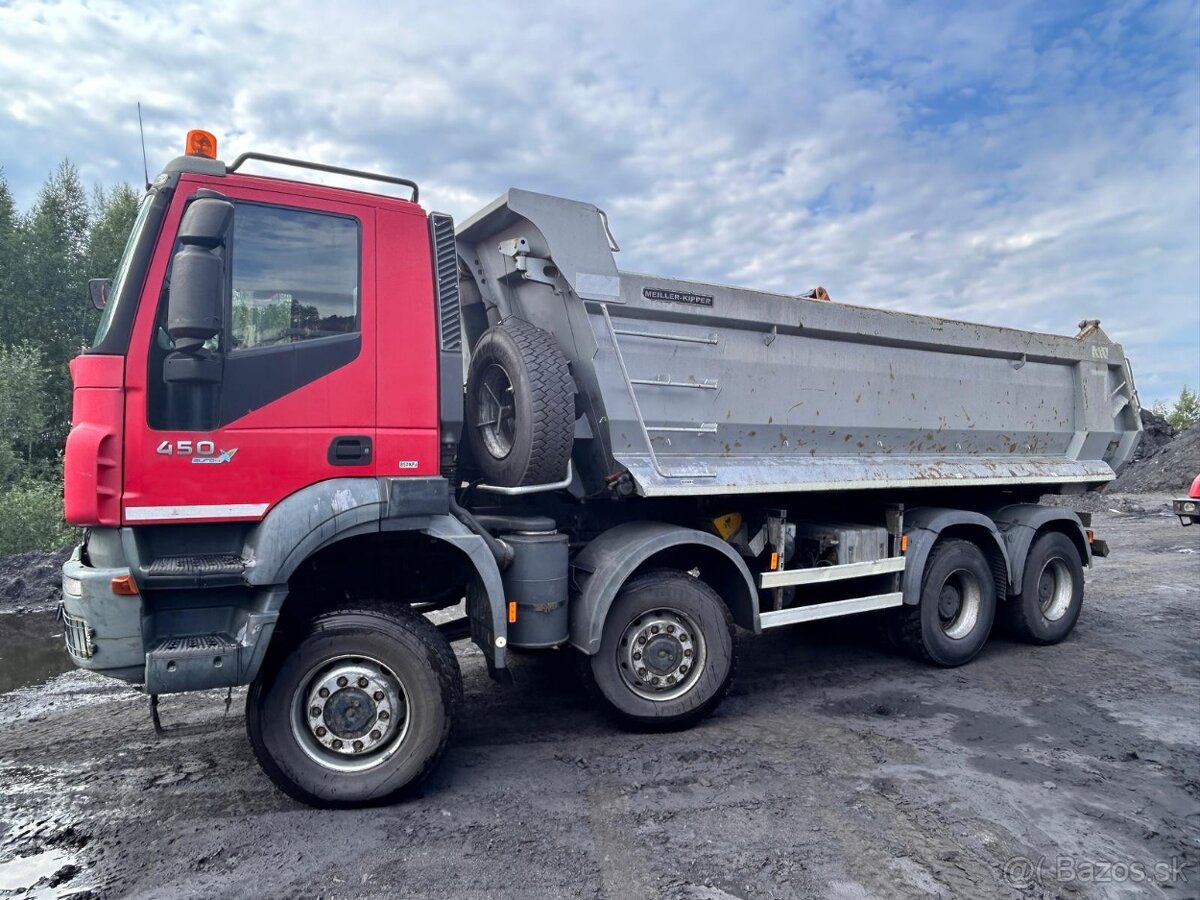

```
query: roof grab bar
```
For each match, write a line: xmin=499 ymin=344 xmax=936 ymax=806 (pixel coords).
xmin=227 ymin=152 xmax=419 ymax=202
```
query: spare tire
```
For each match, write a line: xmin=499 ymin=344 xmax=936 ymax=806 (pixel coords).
xmin=465 ymin=319 xmax=575 ymax=486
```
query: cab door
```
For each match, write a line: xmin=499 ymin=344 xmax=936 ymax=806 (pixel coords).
xmin=122 ymin=179 xmax=377 ymax=524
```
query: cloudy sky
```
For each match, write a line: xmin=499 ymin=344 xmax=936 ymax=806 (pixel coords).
xmin=1 ymin=0 xmax=1196 ymax=403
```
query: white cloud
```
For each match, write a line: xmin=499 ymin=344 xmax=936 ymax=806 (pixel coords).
xmin=0 ymin=0 xmax=1196 ymax=402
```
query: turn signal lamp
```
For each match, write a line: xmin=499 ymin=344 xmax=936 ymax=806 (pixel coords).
xmin=111 ymin=574 xmax=140 ymax=596
xmin=185 ymin=129 xmax=218 ymax=159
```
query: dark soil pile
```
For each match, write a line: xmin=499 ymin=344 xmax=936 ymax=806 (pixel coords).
xmin=1108 ymin=421 xmax=1200 ymax=494
xmin=0 ymin=547 xmax=72 ymax=612
xmin=1132 ymin=409 xmax=1177 ymax=461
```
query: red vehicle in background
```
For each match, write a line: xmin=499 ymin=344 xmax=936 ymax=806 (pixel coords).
xmin=1174 ymin=474 xmax=1200 ymax=525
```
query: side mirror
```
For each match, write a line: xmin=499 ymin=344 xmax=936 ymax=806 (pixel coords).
xmin=88 ymin=278 xmax=111 ymax=310
xmin=166 ymin=198 xmax=234 ymax=350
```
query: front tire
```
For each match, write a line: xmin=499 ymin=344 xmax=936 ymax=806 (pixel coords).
xmin=247 ymin=602 xmax=462 ymax=808
xmin=891 ymin=538 xmax=996 ymax=667
xmin=581 ymin=570 xmax=736 ymax=731
xmin=1004 ymin=532 xmax=1084 ymax=645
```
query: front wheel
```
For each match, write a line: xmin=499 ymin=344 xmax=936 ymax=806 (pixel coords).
xmin=247 ymin=602 xmax=462 ymax=808
xmin=581 ymin=570 xmax=736 ymax=731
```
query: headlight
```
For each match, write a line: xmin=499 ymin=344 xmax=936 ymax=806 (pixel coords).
xmin=1183 ymin=501 xmax=1198 ymax=513
xmin=63 ymin=575 xmax=83 ymax=599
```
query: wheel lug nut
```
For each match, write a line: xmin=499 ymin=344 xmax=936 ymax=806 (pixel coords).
xmin=651 ymin=625 xmax=660 ymax=634
xmin=373 ymin=691 xmax=384 ymax=701
xmin=318 ymin=687 xmax=329 ymax=698
xmin=353 ymin=740 xmax=364 ymax=752
xmin=379 ymin=710 xmax=390 ymax=721
xmin=370 ymin=729 xmax=382 ymax=740
xmin=666 ymin=624 xmax=675 ymax=634
xmin=632 ymin=651 xmax=642 ymax=661
xmin=310 ymin=706 xmax=321 ymax=718
xmin=651 ymin=676 xmax=660 ymax=685
xmin=637 ymin=667 xmax=647 ymax=677
xmin=667 ymin=675 xmax=676 ymax=684
xmin=684 ymin=649 xmax=693 ymax=658
xmin=332 ymin=739 xmax=343 ymax=750
xmin=316 ymin=726 xmax=327 ymax=737
xmin=637 ymin=636 xmax=646 ymax=645
xmin=679 ymin=665 xmax=688 ymax=675
xmin=679 ymin=634 xmax=688 ymax=642
xmin=336 ymin=676 xmax=348 ymax=688
xmin=358 ymin=677 xmax=369 ymax=688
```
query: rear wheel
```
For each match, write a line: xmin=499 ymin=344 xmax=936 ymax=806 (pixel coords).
xmin=1004 ymin=532 xmax=1084 ymax=645
xmin=581 ymin=570 xmax=735 ymax=731
xmin=247 ymin=601 xmax=461 ymax=808
xmin=891 ymin=538 xmax=996 ymax=667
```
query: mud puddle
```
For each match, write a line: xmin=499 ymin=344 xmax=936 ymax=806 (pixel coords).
xmin=0 ymin=611 xmax=72 ymax=695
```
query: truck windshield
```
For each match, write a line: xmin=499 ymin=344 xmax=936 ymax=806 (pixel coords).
xmin=92 ymin=194 xmax=155 ymax=347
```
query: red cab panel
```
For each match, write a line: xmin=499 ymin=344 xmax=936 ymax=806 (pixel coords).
xmin=64 ymin=355 xmax=124 ymax=526
xmin=120 ymin=175 xmax=386 ymax=524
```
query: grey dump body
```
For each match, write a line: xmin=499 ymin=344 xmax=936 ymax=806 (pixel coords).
xmin=456 ymin=189 xmax=1141 ymax=498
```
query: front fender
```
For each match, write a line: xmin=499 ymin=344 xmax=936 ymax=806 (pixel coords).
xmin=569 ymin=521 xmax=759 ymax=655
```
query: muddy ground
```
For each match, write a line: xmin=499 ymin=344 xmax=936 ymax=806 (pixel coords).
xmin=0 ymin=496 xmax=1197 ymax=899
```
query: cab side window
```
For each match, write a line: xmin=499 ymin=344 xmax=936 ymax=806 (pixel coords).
xmin=230 ymin=204 xmax=359 ymax=350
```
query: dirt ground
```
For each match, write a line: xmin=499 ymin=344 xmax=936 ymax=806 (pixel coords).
xmin=1 ymin=496 xmax=1197 ymax=900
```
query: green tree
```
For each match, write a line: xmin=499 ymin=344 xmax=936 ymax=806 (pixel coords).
xmin=89 ymin=182 xmax=139 ymax=281
xmin=0 ymin=343 xmax=49 ymax=483
xmin=1158 ymin=385 xmax=1200 ymax=431
xmin=0 ymin=171 xmax=19 ymax=342
xmin=17 ymin=160 xmax=91 ymax=451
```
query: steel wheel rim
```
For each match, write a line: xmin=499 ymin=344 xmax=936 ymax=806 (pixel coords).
xmin=475 ymin=363 xmax=516 ymax=460
xmin=938 ymin=569 xmax=982 ymax=640
xmin=616 ymin=607 xmax=707 ymax=702
xmin=290 ymin=654 xmax=410 ymax=774
xmin=1038 ymin=558 xmax=1073 ymax=621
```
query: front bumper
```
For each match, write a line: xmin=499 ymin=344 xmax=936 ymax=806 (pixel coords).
xmin=61 ymin=545 xmax=145 ymax=683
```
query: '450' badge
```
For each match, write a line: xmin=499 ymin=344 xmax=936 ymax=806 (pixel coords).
xmin=156 ymin=440 xmax=239 ymax=464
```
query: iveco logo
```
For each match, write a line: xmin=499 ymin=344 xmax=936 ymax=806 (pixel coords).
xmin=192 ymin=449 xmax=239 ymax=465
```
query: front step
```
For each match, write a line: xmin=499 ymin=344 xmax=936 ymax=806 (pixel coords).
xmin=145 ymin=554 xmax=245 ymax=576
xmin=146 ymin=634 xmax=241 ymax=694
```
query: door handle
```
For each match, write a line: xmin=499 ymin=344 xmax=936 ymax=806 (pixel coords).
xmin=328 ymin=435 xmax=372 ymax=466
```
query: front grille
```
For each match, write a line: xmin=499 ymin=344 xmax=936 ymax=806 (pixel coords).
xmin=63 ymin=609 xmax=94 ymax=660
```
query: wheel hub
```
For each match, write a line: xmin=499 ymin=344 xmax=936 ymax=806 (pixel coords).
xmin=617 ymin=608 xmax=707 ymax=702
xmin=938 ymin=585 xmax=962 ymax=620
xmin=937 ymin=569 xmax=982 ymax=640
xmin=299 ymin=661 xmax=406 ymax=763
xmin=1038 ymin=558 xmax=1073 ymax=621
xmin=323 ymin=687 xmax=375 ymax=739
xmin=475 ymin=363 xmax=516 ymax=460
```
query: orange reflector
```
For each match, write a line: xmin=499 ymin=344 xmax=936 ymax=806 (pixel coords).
xmin=900 ymin=534 xmax=909 ymax=553
xmin=1086 ymin=529 xmax=1095 ymax=543
xmin=769 ymin=551 xmax=779 ymax=571
xmin=507 ymin=601 xmax=518 ymax=624
xmin=185 ymin=129 xmax=218 ymax=159
xmin=111 ymin=574 xmax=139 ymax=596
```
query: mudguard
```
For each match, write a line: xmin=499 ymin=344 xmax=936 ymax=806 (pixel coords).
xmin=902 ymin=508 xmax=1013 ymax=605
xmin=569 ymin=521 xmax=759 ymax=655
xmin=985 ymin=504 xmax=1090 ymax=595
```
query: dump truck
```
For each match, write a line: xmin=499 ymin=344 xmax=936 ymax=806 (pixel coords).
xmin=61 ymin=132 xmax=1142 ymax=807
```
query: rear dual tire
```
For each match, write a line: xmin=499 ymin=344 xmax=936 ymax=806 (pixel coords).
xmin=1003 ymin=532 xmax=1084 ymax=645
xmin=891 ymin=538 xmax=996 ymax=667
